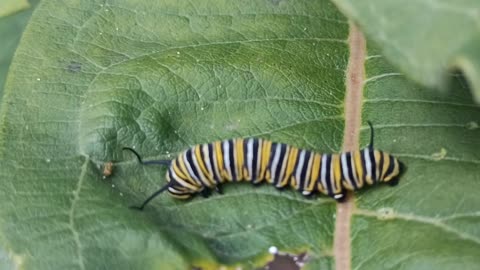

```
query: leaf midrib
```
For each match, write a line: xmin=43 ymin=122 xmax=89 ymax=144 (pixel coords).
xmin=334 ymin=23 xmax=366 ymax=270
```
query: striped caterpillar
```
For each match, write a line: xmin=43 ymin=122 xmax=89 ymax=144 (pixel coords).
xmin=125 ymin=122 xmax=404 ymax=210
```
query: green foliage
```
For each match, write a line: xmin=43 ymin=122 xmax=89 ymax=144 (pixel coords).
xmin=0 ymin=0 xmax=30 ymax=18
xmin=0 ymin=0 xmax=38 ymax=100
xmin=332 ymin=0 xmax=480 ymax=104
xmin=354 ymin=44 xmax=480 ymax=270
xmin=0 ymin=0 xmax=479 ymax=269
xmin=0 ymin=0 xmax=345 ymax=269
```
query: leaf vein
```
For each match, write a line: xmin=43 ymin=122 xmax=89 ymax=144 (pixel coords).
xmin=68 ymin=157 xmax=89 ymax=270
xmin=364 ymin=98 xmax=480 ymax=108
xmin=355 ymin=209 xmax=480 ymax=245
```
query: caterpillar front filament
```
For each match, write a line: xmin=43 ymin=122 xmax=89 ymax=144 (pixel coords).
xmin=124 ymin=122 xmax=405 ymax=210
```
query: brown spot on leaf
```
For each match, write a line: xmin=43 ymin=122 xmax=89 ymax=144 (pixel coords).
xmin=103 ymin=162 xmax=114 ymax=177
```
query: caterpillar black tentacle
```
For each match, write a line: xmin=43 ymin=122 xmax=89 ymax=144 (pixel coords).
xmin=367 ymin=120 xmax=375 ymax=149
xmin=129 ymin=183 xmax=170 ymax=211
xmin=122 ymin=147 xmax=171 ymax=166
xmin=124 ymin=123 xmax=405 ymax=210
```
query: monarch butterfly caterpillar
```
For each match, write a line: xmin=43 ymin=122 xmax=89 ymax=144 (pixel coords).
xmin=124 ymin=122 xmax=405 ymax=210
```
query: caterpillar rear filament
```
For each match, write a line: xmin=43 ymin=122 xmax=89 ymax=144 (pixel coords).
xmin=124 ymin=122 xmax=405 ymax=210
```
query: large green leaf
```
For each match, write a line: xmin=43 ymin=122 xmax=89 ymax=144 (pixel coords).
xmin=0 ymin=0 xmax=39 ymax=101
xmin=0 ymin=0 xmax=479 ymax=269
xmin=353 ymin=44 xmax=480 ymax=270
xmin=0 ymin=0 xmax=345 ymax=269
xmin=332 ymin=0 xmax=480 ymax=104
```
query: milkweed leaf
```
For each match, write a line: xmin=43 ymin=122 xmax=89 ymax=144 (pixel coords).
xmin=0 ymin=0 xmax=479 ymax=269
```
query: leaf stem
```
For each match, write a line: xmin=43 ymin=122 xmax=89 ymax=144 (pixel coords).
xmin=334 ymin=23 xmax=366 ymax=270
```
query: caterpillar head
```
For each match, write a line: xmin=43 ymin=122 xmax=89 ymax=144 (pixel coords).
xmin=364 ymin=122 xmax=405 ymax=186
xmin=381 ymin=154 xmax=406 ymax=186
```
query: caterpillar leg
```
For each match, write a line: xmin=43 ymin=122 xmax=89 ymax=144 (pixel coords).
xmin=301 ymin=191 xmax=316 ymax=200
xmin=200 ymin=188 xmax=212 ymax=198
xmin=333 ymin=191 xmax=347 ymax=203
xmin=215 ymin=185 xmax=223 ymax=194
xmin=386 ymin=178 xmax=400 ymax=187
xmin=251 ymin=180 xmax=262 ymax=186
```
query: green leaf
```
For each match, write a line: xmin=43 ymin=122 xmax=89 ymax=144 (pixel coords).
xmin=0 ymin=0 xmax=38 ymax=101
xmin=354 ymin=44 xmax=480 ymax=270
xmin=1 ymin=0 xmax=479 ymax=270
xmin=0 ymin=0 xmax=346 ymax=269
xmin=331 ymin=0 xmax=480 ymax=104
xmin=0 ymin=0 xmax=30 ymax=18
